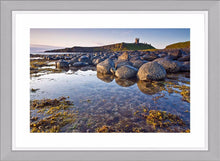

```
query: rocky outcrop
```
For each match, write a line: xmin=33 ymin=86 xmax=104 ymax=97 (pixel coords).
xmin=137 ymin=62 xmax=166 ymax=81
xmin=115 ymin=65 xmax=138 ymax=79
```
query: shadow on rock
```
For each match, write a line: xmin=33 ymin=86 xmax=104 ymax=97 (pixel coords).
xmin=97 ymin=73 xmax=114 ymax=83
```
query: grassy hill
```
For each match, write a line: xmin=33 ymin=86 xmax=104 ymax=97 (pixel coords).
xmin=45 ymin=42 xmax=155 ymax=52
xmin=165 ymin=41 xmax=190 ymax=49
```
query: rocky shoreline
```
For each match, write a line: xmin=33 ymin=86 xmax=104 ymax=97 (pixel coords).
xmin=31 ymin=48 xmax=190 ymax=81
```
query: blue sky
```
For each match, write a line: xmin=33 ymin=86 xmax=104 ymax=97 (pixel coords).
xmin=30 ymin=28 xmax=190 ymax=50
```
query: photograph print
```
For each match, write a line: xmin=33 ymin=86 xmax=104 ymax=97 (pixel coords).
xmin=30 ymin=28 xmax=190 ymax=133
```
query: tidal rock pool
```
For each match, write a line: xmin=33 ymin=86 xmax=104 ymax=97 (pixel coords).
xmin=30 ymin=69 xmax=190 ymax=133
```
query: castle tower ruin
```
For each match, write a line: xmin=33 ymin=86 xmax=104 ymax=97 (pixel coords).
xmin=135 ymin=38 xmax=139 ymax=44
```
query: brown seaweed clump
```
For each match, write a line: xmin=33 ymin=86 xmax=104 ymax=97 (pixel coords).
xmin=30 ymin=97 xmax=77 ymax=133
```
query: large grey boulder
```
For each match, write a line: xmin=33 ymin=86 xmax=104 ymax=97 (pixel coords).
xmin=97 ymin=58 xmax=115 ymax=74
xmin=137 ymin=62 xmax=166 ymax=81
xmin=115 ymin=65 xmax=138 ymax=79
xmin=154 ymin=58 xmax=180 ymax=73
xmin=56 ymin=59 xmax=69 ymax=68
xmin=118 ymin=52 xmax=130 ymax=61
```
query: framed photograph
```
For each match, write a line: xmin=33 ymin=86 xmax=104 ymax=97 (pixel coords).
xmin=1 ymin=0 xmax=220 ymax=161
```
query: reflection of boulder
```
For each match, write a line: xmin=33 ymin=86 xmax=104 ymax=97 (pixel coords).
xmin=115 ymin=78 xmax=136 ymax=87
xmin=97 ymin=73 xmax=114 ymax=83
xmin=137 ymin=80 xmax=163 ymax=95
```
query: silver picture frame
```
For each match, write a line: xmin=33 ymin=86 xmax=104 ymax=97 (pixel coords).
xmin=1 ymin=0 xmax=220 ymax=160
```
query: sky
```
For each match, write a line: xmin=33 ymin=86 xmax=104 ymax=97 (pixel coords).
xmin=30 ymin=28 xmax=190 ymax=51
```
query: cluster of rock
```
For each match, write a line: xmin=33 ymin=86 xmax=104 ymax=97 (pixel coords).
xmin=35 ymin=48 xmax=190 ymax=81
xmin=95 ymin=49 xmax=190 ymax=81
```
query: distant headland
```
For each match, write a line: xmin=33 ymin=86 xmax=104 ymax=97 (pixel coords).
xmin=45 ymin=38 xmax=155 ymax=52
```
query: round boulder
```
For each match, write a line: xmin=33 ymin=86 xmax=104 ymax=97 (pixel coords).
xmin=118 ymin=52 xmax=130 ymax=61
xmin=154 ymin=58 xmax=180 ymax=73
xmin=78 ymin=56 xmax=89 ymax=63
xmin=97 ymin=58 xmax=115 ymax=74
xmin=115 ymin=65 xmax=138 ymax=79
xmin=137 ymin=62 xmax=166 ymax=81
xmin=56 ymin=59 xmax=69 ymax=68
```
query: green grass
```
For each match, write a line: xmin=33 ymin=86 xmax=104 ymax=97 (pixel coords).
xmin=165 ymin=41 xmax=190 ymax=49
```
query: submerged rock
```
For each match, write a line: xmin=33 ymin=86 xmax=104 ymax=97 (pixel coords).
xmin=97 ymin=58 xmax=115 ymax=74
xmin=154 ymin=58 xmax=180 ymax=73
xmin=137 ymin=62 xmax=166 ymax=81
xmin=115 ymin=65 xmax=138 ymax=79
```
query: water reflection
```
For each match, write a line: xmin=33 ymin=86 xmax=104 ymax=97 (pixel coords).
xmin=137 ymin=80 xmax=164 ymax=95
xmin=97 ymin=73 xmax=114 ymax=83
xmin=115 ymin=78 xmax=136 ymax=87
xmin=30 ymin=69 xmax=190 ymax=132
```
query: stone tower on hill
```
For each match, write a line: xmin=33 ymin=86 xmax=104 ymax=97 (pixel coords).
xmin=135 ymin=38 xmax=139 ymax=44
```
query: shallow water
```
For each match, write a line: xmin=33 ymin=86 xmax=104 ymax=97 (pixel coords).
xmin=30 ymin=69 xmax=190 ymax=132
